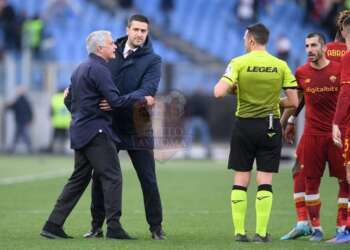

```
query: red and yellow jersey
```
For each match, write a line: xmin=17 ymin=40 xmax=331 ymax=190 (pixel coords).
xmin=333 ymin=51 xmax=350 ymax=126
xmin=296 ymin=61 xmax=341 ymax=135
xmin=326 ymin=41 xmax=347 ymax=62
xmin=341 ymin=51 xmax=350 ymax=85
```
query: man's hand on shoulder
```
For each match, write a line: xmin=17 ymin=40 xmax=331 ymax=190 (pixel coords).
xmin=99 ymin=99 xmax=112 ymax=112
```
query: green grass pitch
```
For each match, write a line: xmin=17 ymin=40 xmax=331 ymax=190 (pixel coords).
xmin=0 ymin=154 xmax=348 ymax=250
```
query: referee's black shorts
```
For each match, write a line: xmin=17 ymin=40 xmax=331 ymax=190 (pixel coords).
xmin=228 ymin=117 xmax=282 ymax=173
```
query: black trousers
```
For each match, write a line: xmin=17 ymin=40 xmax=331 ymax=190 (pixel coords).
xmin=47 ymin=133 xmax=122 ymax=230
xmin=90 ymin=149 xmax=163 ymax=231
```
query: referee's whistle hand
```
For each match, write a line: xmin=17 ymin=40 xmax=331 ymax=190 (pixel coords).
xmin=99 ymin=99 xmax=112 ymax=111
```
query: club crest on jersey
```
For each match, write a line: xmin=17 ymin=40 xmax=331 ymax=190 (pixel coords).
xmin=304 ymin=78 xmax=311 ymax=84
xmin=329 ymin=75 xmax=337 ymax=83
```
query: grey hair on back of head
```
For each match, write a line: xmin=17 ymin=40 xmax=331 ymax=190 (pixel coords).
xmin=86 ymin=30 xmax=112 ymax=54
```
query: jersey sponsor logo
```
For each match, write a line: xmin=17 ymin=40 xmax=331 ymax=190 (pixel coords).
xmin=327 ymin=49 xmax=346 ymax=58
xmin=246 ymin=66 xmax=278 ymax=73
xmin=329 ymin=75 xmax=337 ymax=83
xmin=305 ymin=86 xmax=338 ymax=94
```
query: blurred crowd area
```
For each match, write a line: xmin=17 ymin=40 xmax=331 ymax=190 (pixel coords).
xmin=0 ymin=0 xmax=347 ymax=157
xmin=0 ymin=0 xmax=347 ymax=64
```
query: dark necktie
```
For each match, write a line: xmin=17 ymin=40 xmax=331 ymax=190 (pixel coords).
xmin=126 ymin=49 xmax=133 ymax=58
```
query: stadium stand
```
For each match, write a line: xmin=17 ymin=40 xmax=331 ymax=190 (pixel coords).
xmin=5 ymin=0 xmax=331 ymax=92
xmin=134 ymin=0 xmax=324 ymax=67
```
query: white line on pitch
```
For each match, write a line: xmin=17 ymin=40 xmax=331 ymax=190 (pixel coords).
xmin=0 ymin=169 xmax=71 ymax=185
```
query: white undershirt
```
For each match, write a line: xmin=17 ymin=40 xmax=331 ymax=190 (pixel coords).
xmin=123 ymin=43 xmax=138 ymax=58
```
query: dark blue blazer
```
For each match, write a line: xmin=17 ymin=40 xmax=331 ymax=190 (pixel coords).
xmin=107 ymin=36 xmax=161 ymax=149
xmin=65 ymin=53 xmax=142 ymax=150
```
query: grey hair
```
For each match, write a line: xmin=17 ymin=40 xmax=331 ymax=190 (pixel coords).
xmin=86 ymin=30 xmax=112 ymax=54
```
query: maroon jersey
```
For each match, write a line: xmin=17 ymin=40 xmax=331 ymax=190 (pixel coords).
xmin=296 ymin=61 xmax=341 ymax=135
xmin=333 ymin=51 xmax=350 ymax=125
xmin=341 ymin=51 xmax=350 ymax=85
xmin=326 ymin=42 xmax=347 ymax=62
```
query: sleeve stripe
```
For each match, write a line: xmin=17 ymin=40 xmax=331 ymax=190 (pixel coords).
xmin=282 ymin=87 xmax=298 ymax=90
xmin=223 ymin=76 xmax=233 ymax=83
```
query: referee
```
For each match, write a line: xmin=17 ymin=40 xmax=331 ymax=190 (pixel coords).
xmin=214 ymin=23 xmax=298 ymax=242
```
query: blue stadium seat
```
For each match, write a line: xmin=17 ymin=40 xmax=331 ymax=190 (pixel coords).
xmin=7 ymin=0 xmax=331 ymax=92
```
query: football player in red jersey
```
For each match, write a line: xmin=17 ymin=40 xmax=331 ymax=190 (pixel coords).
xmin=280 ymin=103 xmax=311 ymax=240
xmin=332 ymin=15 xmax=350 ymax=244
xmin=281 ymin=10 xmax=350 ymax=241
xmin=281 ymin=32 xmax=346 ymax=242
xmin=326 ymin=10 xmax=350 ymax=63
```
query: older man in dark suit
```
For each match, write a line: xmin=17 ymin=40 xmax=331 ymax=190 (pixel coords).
xmin=84 ymin=15 xmax=165 ymax=240
xmin=40 ymin=30 xmax=153 ymax=240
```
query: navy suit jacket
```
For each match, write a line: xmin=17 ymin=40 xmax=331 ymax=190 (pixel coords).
xmin=65 ymin=53 xmax=143 ymax=150
xmin=107 ymin=36 xmax=161 ymax=149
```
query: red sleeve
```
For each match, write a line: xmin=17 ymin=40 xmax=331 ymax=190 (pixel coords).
xmin=341 ymin=53 xmax=350 ymax=85
xmin=333 ymin=84 xmax=350 ymax=125
xmin=295 ymin=67 xmax=303 ymax=90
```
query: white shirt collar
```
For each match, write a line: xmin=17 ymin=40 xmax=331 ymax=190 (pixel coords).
xmin=123 ymin=43 xmax=138 ymax=58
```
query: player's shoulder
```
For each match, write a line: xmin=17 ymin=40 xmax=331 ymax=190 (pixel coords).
xmin=326 ymin=41 xmax=337 ymax=49
xmin=295 ymin=63 xmax=309 ymax=75
xmin=326 ymin=41 xmax=347 ymax=50
xmin=341 ymin=51 xmax=350 ymax=61
xmin=328 ymin=60 xmax=341 ymax=70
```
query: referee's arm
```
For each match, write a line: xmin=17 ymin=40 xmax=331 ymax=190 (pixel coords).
xmin=280 ymin=62 xmax=299 ymax=108
xmin=280 ymin=90 xmax=304 ymax=127
xmin=214 ymin=78 xmax=236 ymax=98
xmin=280 ymin=87 xmax=298 ymax=108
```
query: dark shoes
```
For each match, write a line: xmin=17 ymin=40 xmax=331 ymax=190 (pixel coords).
xmin=106 ymin=227 xmax=136 ymax=240
xmin=252 ymin=233 xmax=272 ymax=243
xmin=234 ymin=233 xmax=250 ymax=242
xmin=83 ymin=228 xmax=103 ymax=238
xmin=151 ymin=227 xmax=166 ymax=240
xmin=40 ymin=221 xmax=73 ymax=239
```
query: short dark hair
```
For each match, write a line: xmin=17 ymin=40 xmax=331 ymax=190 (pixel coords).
xmin=246 ymin=23 xmax=269 ymax=45
xmin=306 ymin=32 xmax=326 ymax=46
xmin=127 ymin=14 xmax=150 ymax=27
